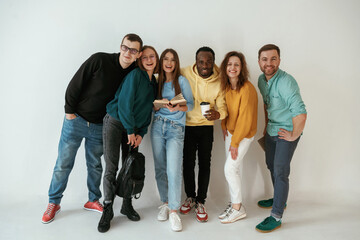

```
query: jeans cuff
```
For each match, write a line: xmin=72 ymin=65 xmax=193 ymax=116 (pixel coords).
xmin=271 ymin=212 xmax=282 ymax=219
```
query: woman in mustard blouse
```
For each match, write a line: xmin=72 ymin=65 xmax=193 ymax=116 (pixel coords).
xmin=218 ymin=51 xmax=258 ymax=224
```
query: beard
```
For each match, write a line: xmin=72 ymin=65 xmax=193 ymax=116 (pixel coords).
xmin=262 ymin=66 xmax=278 ymax=78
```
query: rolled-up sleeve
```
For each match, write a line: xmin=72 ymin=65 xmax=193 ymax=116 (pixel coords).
xmin=281 ymin=76 xmax=307 ymax=117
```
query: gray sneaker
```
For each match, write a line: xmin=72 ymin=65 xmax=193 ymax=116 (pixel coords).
xmin=220 ymin=205 xmax=246 ymax=224
xmin=218 ymin=203 xmax=232 ymax=219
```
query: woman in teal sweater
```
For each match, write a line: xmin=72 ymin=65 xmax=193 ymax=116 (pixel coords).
xmin=98 ymin=46 xmax=159 ymax=233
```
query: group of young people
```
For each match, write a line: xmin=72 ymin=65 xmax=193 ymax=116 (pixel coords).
xmin=41 ymin=33 xmax=307 ymax=234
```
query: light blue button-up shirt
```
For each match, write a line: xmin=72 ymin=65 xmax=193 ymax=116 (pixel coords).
xmin=258 ymin=69 xmax=307 ymax=136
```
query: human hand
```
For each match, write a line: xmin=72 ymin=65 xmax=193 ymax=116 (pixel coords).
xmin=165 ymin=103 xmax=180 ymax=112
xmin=127 ymin=134 xmax=136 ymax=146
xmin=204 ymin=109 xmax=220 ymax=121
xmin=229 ymin=146 xmax=238 ymax=160
xmin=65 ymin=113 xmax=77 ymax=120
xmin=278 ymin=128 xmax=297 ymax=141
xmin=222 ymin=129 xmax=228 ymax=141
xmin=134 ymin=135 xmax=143 ymax=148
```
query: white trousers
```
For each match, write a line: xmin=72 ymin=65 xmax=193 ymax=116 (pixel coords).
xmin=224 ymin=131 xmax=254 ymax=204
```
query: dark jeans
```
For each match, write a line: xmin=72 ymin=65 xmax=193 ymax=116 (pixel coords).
xmin=183 ymin=126 xmax=213 ymax=204
xmin=102 ymin=114 xmax=135 ymax=202
xmin=265 ymin=133 xmax=300 ymax=218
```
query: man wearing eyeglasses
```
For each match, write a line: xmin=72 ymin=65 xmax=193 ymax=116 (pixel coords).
xmin=42 ymin=33 xmax=143 ymax=224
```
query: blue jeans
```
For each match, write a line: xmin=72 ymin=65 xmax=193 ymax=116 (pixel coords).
xmin=48 ymin=115 xmax=103 ymax=204
xmin=151 ymin=116 xmax=185 ymax=210
xmin=265 ymin=133 xmax=300 ymax=218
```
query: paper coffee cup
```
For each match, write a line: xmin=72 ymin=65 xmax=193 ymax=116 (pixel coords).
xmin=200 ymin=102 xmax=210 ymax=116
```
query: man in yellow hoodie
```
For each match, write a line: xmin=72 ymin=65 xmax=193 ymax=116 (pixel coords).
xmin=179 ymin=47 xmax=227 ymax=222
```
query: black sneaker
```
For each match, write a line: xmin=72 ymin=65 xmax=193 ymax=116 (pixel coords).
xmin=98 ymin=203 xmax=114 ymax=233
xmin=121 ymin=198 xmax=140 ymax=221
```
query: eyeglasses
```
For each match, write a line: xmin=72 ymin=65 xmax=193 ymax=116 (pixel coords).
xmin=121 ymin=45 xmax=139 ymax=55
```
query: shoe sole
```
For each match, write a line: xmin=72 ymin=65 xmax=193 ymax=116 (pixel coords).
xmin=220 ymin=213 xmax=246 ymax=224
xmin=157 ymin=217 xmax=168 ymax=221
xmin=83 ymin=207 xmax=103 ymax=214
xmin=255 ymin=224 xmax=281 ymax=233
xmin=196 ymin=218 xmax=208 ymax=222
xmin=171 ymin=227 xmax=182 ymax=232
xmin=179 ymin=207 xmax=194 ymax=215
xmin=41 ymin=208 xmax=61 ymax=224
xmin=257 ymin=204 xmax=272 ymax=209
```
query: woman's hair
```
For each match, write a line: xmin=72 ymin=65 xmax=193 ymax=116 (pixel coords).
xmin=137 ymin=45 xmax=160 ymax=74
xmin=220 ymin=51 xmax=249 ymax=92
xmin=157 ymin=48 xmax=181 ymax=99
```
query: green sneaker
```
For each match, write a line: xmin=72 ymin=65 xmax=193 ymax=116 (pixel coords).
xmin=257 ymin=198 xmax=286 ymax=209
xmin=257 ymin=198 xmax=273 ymax=208
xmin=255 ymin=216 xmax=281 ymax=233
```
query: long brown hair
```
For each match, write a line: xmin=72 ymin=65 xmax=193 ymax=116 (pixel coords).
xmin=137 ymin=45 xmax=160 ymax=74
xmin=220 ymin=51 xmax=249 ymax=92
xmin=157 ymin=49 xmax=181 ymax=99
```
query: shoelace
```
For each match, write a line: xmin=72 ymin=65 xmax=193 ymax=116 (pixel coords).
xmin=184 ymin=198 xmax=193 ymax=207
xmin=94 ymin=200 xmax=103 ymax=210
xmin=170 ymin=213 xmax=181 ymax=222
xmin=46 ymin=204 xmax=56 ymax=215
xmin=225 ymin=208 xmax=234 ymax=217
xmin=222 ymin=203 xmax=232 ymax=215
xmin=263 ymin=216 xmax=273 ymax=224
xmin=197 ymin=204 xmax=206 ymax=213
xmin=158 ymin=204 xmax=169 ymax=214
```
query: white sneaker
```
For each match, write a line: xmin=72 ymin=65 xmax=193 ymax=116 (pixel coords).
xmin=218 ymin=202 xmax=232 ymax=219
xmin=157 ymin=203 xmax=169 ymax=221
xmin=220 ymin=205 xmax=246 ymax=224
xmin=169 ymin=212 xmax=182 ymax=232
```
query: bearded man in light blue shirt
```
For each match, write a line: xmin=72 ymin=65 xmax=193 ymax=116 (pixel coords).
xmin=255 ymin=44 xmax=307 ymax=233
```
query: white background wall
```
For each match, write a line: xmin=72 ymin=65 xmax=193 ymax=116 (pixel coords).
xmin=0 ymin=0 xmax=359 ymax=210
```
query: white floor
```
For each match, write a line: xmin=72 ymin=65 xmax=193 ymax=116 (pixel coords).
xmin=1 ymin=196 xmax=359 ymax=240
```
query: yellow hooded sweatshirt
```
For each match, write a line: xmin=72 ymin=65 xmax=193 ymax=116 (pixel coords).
xmin=181 ymin=63 xmax=227 ymax=126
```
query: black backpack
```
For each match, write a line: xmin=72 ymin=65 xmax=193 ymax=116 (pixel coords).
xmin=116 ymin=148 xmax=145 ymax=199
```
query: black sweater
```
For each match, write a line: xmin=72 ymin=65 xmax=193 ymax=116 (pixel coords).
xmin=64 ymin=52 xmax=136 ymax=123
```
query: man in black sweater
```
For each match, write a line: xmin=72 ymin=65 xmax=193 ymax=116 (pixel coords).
xmin=42 ymin=33 xmax=143 ymax=224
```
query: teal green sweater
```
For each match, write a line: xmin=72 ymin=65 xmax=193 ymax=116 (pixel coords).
xmin=106 ymin=68 xmax=157 ymax=137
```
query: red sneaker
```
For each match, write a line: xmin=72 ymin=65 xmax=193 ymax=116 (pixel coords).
xmin=84 ymin=200 xmax=103 ymax=213
xmin=180 ymin=197 xmax=195 ymax=215
xmin=42 ymin=203 xmax=61 ymax=224
xmin=195 ymin=203 xmax=208 ymax=222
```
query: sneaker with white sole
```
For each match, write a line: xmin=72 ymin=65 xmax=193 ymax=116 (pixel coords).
xmin=218 ymin=202 xmax=232 ymax=219
xmin=220 ymin=205 xmax=246 ymax=224
xmin=157 ymin=203 xmax=169 ymax=221
xmin=84 ymin=200 xmax=103 ymax=213
xmin=180 ymin=197 xmax=195 ymax=215
xmin=195 ymin=203 xmax=208 ymax=222
xmin=169 ymin=212 xmax=182 ymax=232
xmin=42 ymin=203 xmax=61 ymax=224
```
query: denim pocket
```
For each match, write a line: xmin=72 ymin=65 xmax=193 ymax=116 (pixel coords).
xmin=65 ymin=114 xmax=78 ymax=122
xmin=171 ymin=122 xmax=184 ymax=133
